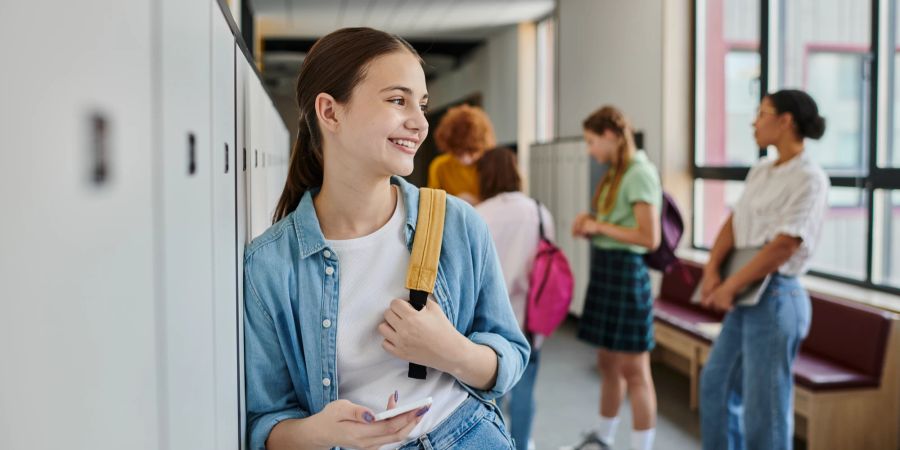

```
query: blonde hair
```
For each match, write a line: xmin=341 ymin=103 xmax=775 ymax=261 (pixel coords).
xmin=583 ymin=106 xmax=637 ymax=215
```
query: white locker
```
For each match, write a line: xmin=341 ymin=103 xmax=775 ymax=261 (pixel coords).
xmin=247 ymin=77 xmax=269 ymax=238
xmin=0 ymin=2 xmax=159 ymax=450
xmin=158 ymin=0 xmax=216 ymax=448
xmin=235 ymin=46 xmax=251 ymax=450
xmin=211 ymin=8 xmax=239 ymax=450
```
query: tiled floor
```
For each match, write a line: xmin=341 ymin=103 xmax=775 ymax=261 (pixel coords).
xmin=520 ymin=319 xmax=702 ymax=450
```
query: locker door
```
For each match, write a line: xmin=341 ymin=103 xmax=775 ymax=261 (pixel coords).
xmin=247 ymin=77 xmax=269 ymax=239
xmin=0 ymin=2 xmax=159 ymax=450
xmin=235 ymin=47 xmax=250 ymax=450
xmin=158 ymin=0 xmax=216 ymax=448
xmin=211 ymin=8 xmax=239 ymax=450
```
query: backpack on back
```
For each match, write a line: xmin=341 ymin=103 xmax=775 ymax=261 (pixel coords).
xmin=526 ymin=200 xmax=574 ymax=337
xmin=644 ymin=191 xmax=684 ymax=273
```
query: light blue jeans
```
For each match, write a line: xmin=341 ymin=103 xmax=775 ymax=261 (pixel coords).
xmin=497 ymin=348 xmax=541 ymax=450
xmin=699 ymin=274 xmax=811 ymax=450
xmin=396 ymin=396 xmax=515 ymax=450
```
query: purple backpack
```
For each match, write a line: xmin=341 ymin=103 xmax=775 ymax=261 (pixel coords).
xmin=644 ymin=192 xmax=684 ymax=272
xmin=526 ymin=200 xmax=574 ymax=336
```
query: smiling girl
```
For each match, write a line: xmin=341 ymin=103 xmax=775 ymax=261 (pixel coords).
xmin=243 ymin=28 xmax=528 ymax=450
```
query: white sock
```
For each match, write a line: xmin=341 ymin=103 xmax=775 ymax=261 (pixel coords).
xmin=630 ymin=428 xmax=655 ymax=450
xmin=594 ymin=415 xmax=619 ymax=444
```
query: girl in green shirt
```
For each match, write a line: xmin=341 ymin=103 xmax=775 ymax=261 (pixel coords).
xmin=568 ymin=106 xmax=662 ymax=450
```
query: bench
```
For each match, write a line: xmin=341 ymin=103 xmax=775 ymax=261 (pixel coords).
xmin=651 ymin=260 xmax=900 ymax=450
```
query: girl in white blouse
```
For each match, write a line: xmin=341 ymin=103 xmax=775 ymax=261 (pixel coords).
xmin=698 ymin=90 xmax=830 ymax=450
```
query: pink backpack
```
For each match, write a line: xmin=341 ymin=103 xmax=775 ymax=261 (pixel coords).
xmin=526 ymin=200 xmax=574 ymax=336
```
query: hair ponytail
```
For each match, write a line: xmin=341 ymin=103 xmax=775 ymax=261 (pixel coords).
xmin=583 ymin=106 xmax=637 ymax=215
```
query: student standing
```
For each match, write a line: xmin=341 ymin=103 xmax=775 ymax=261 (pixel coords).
xmin=243 ymin=27 xmax=528 ymax=450
xmin=569 ymin=106 xmax=662 ymax=450
xmin=427 ymin=104 xmax=497 ymax=205
xmin=475 ymin=147 xmax=555 ymax=450
xmin=699 ymin=90 xmax=829 ymax=450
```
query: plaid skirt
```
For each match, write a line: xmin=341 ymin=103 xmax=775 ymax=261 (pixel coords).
xmin=577 ymin=247 xmax=655 ymax=352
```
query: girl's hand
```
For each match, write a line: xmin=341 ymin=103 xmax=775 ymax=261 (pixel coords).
xmin=378 ymin=299 xmax=466 ymax=373
xmin=309 ymin=392 xmax=427 ymax=450
xmin=701 ymin=282 xmax=736 ymax=312
xmin=699 ymin=269 xmax=722 ymax=299
xmin=572 ymin=212 xmax=594 ymax=238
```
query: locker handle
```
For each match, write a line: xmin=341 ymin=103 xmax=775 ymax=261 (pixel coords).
xmin=254 ymin=149 xmax=258 ymax=168
xmin=188 ymin=133 xmax=197 ymax=175
xmin=89 ymin=113 xmax=109 ymax=186
xmin=243 ymin=147 xmax=247 ymax=172
xmin=225 ymin=143 xmax=229 ymax=174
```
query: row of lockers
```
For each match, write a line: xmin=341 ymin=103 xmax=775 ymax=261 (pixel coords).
xmin=0 ymin=1 xmax=289 ymax=450
xmin=528 ymin=140 xmax=593 ymax=316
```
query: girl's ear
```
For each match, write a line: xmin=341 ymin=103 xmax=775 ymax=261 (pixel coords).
xmin=315 ymin=93 xmax=340 ymax=133
xmin=779 ymin=112 xmax=795 ymax=133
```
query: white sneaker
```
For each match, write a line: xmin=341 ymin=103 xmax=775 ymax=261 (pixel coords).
xmin=559 ymin=431 xmax=611 ymax=450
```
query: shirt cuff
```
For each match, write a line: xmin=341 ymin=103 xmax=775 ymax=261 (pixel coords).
xmin=467 ymin=331 xmax=528 ymax=400
xmin=249 ymin=410 xmax=310 ymax=450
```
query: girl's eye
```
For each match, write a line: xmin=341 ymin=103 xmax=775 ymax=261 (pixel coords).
xmin=390 ymin=98 xmax=405 ymax=106
xmin=420 ymin=104 xmax=429 ymax=113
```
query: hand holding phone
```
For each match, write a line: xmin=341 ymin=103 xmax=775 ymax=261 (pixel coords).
xmin=373 ymin=396 xmax=433 ymax=421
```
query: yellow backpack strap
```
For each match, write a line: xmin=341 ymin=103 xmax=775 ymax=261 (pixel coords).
xmin=406 ymin=187 xmax=447 ymax=294
xmin=405 ymin=187 xmax=446 ymax=380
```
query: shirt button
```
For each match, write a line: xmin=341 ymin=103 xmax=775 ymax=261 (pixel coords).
xmin=322 ymin=319 xmax=332 ymax=328
xmin=322 ymin=378 xmax=331 ymax=387
xmin=323 ymin=250 xmax=332 ymax=258
xmin=325 ymin=266 xmax=335 ymax=276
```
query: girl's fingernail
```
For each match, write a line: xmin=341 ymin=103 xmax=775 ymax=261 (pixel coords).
xmin=363 ymin=412 xmax=374 ymax=423
xmin=415 ymin=406 xmax=430 ymax=417
xmin=393 ymin=390 xmax=399 ymax=402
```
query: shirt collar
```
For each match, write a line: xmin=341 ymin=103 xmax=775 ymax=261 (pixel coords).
xmin=290 ymin=176 xmax=419 ymax=258
xmin=769 ymin=150 xmax=810 ymax=173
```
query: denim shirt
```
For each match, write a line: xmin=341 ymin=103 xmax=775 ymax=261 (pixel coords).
xmin=243 ymin=176 xmax=530 ymax=450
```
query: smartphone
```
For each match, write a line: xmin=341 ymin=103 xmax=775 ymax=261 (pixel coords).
xmin=373 ymin=396 xmax=433 ymax=421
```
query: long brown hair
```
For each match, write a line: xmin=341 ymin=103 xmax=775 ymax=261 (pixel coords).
xmin=583 ymin=106 xmax=637 ymax=215
xmin=476 ymin=147 xmax=521 ymax=201
xmin=272 ymin=28 xmax=422 ymax=223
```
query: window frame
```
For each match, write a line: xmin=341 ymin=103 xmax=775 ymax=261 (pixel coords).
xmin=692 ymin=0 xmax=900 ymax=295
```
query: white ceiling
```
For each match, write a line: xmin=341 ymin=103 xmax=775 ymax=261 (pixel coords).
xmin=251 ymin=0 xmax=556 ymax=39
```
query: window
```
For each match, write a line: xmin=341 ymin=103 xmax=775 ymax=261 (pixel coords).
xmin=693 ymin=0 xmax=900 ymax=293
xmin=695 ymin=0 xmax=760 ymax=167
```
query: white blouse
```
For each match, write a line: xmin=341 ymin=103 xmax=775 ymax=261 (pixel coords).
xmin=731 ymin=151 xmax=830 ymax=276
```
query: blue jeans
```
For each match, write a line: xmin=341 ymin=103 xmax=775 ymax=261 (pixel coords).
xmin=396 ymin=396 xmax=514 ymax=450
xmin=497 ymin=348 xmax=540 ymax=450
xmin=699 ymin=274 xmax=811 ymax=450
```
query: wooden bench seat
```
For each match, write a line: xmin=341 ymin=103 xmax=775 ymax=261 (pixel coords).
xmin=651 ymin=259 xmax=900 ymax=449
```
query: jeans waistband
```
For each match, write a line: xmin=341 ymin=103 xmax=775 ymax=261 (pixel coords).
xmin=397 ymin=396 xmax=493 ymax=450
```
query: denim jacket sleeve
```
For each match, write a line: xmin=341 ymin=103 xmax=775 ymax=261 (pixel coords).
xmin=460 ymin=204 xmax=531 ymax=400
xmin=244 ymin=254 xmax=308 ymax=450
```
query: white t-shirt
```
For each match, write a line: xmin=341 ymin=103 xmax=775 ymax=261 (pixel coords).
xmin=731 ymin=151 xmax=830 ymax=276
xmin=326 ymin=187 xmax=468 ymax=449
xmin=475 ymin=192 xmax=555 ymax=334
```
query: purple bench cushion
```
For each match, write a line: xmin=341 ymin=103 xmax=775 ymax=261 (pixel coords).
xmin=793 ymin=352 xmax=878 ymax=390
xmin=654 ymin=261 xmax=893 ymax=392
xmin=654 ymin=299 xmax=721 ymax=342
xmin=801 ymin=294 xmax=893 ymax=382
xmin=658 ymin=261 xmax=705 ymax=305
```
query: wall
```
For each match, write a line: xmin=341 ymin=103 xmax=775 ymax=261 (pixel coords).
xmin=428 ymin=25 xmax=521 ymax=145
xmin=556 ymin=0 xmax=664 ymax=165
